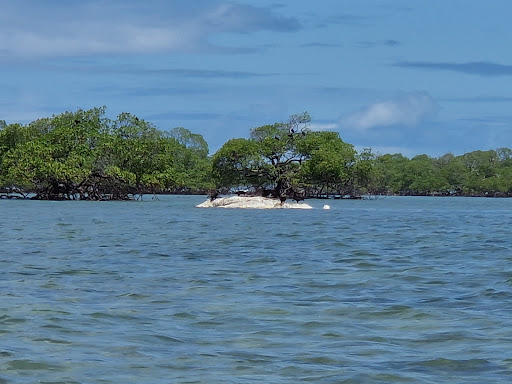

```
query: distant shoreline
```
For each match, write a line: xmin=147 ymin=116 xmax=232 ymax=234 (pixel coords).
xmin=2 ymin=191 xmax=511 ymax=201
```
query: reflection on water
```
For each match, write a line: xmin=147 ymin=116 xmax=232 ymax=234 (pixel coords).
xmin=1 ymin=196 xmax=512 ymax=383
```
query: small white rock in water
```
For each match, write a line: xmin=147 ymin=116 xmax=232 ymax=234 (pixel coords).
xmin=196 ymin=196 xmax=313 ymax=209
xmin=322 ymin=204 xmax=331 ymax=210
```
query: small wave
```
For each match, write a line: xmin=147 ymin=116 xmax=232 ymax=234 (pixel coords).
xmin=412 ymin=357 xmax=494 ymax=371
xmin=151 ymin=334 xmax=184 ymax=344
xmin=0 ymin=315 xmax=26 ymax=324
xmin=33 ymin=338 xmax=72 ymax=345
xmin=6 ymin=359 xmax=63 ymax=371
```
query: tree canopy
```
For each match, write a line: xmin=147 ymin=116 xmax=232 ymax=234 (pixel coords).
xmin=212 ymin=112 xmax=368 ymax=200
xmin=1 ymin=107 xmax=512 ymax=200
xmin=0 ymin=107 xmax=212 ymax=200
xmin=370 ymin=149 xmax=512 ymax=197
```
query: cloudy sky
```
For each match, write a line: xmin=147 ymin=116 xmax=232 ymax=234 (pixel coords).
xmin=1 ymin=0 xmax=511 ymax=156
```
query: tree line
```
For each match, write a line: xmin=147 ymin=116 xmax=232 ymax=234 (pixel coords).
xmin=370 ymin=150 xmax=512 ymax=197
xmin=1 ymin=107 xmax=511 ymax=200
xmin=0 ymin=107 xmax=211 ymax=200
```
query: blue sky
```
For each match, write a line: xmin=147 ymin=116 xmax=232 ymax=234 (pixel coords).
xmin=1 ymin=0 xmax=512 ymax=157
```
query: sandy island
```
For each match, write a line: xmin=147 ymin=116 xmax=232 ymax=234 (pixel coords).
xmin=196 ymin=196 xmax=313 ymax=209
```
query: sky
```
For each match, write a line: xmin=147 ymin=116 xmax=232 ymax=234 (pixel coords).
xmin=1 ymin=0 xmax=512 ymax=157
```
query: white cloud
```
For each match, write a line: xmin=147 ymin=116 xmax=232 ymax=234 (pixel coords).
xmin=0 ymin=12 xmax=199 ymax=57
xmin=0 ymin=1 xmax=299 ymax=59
xmin=309 ymin=123 xmax=338 ymax=131
xmin=342 ymin=93 xmax=436 ymax=131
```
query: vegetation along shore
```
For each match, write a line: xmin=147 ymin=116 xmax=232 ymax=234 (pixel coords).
xmin=1 ymin=107 xmax=511 ymax=201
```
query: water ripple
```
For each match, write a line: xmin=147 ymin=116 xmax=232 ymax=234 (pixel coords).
xmin=1 ymin=196 xmax=512 ymax=383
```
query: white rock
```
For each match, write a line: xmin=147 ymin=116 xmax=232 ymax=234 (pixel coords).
xmin=196 ymin=196 xmax=313 ymax=209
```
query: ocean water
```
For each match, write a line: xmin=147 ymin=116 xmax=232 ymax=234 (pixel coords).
xmin=1 ymin=195 xmax=512 ymax=383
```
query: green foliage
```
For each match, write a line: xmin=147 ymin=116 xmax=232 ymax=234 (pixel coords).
xmin=369 ymin=148 xmax=512 ymax=197
xmin=3 ymin=107 xmax=512 ymax=200
xmin=212 ymin=138 xmax=264 ymax=188
xmin=169 ymin=127 xmax=209 ymax=157
xmin=0 ymin=107 xmax=212 ymax=199
xmin=371 ymin=153 xmax=409 ymax=194
xmin=213 ymin=113 xmax=316 ymax=199
xmin=1 ymin=108 xmax=109 ymax=198
xmin=300 ymin=131 xmax=357 ymax=196
xmin=353 ymin=148 xmax=378 ymax=194
xmin=213 ymin=113 xmax=364 ymax=200
xmin=168 ymin=127 xmax=212 ymax=191
xmin=400 ymin=155 xmax=436 ymax=195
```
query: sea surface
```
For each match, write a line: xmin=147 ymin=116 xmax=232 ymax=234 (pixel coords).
xmin=1 ymin=195 xmax=512 ymax=383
